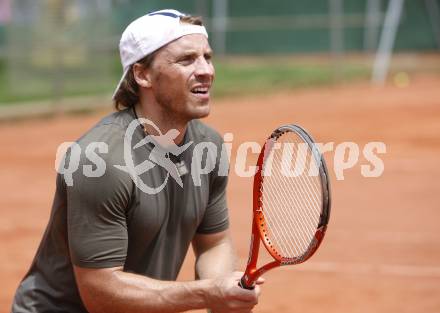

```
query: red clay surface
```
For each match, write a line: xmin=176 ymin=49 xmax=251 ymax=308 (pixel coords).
xmin=1 ymin=76 xmax=440 ymax=313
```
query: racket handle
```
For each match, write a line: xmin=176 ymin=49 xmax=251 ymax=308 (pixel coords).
xmin=238 ymin=277 xmax=255 ymax=290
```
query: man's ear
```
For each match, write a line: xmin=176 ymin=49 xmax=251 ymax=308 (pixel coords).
xmin=133 ymin=63 xmax=152 ymax=88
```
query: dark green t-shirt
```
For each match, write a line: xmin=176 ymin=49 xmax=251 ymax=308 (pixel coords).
xmin=12 ymin=109 xmax=229 ymax=312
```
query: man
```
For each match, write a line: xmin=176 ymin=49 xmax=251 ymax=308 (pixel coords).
xmin=12 ymin=9 xmax=262 ymax=313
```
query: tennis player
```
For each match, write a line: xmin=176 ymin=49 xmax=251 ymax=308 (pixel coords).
xmin=12 ymin=9 xmax=262 ymax=313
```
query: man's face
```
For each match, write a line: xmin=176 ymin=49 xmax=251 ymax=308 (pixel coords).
xmin=148 ymin=33 xmax=215 ymax=123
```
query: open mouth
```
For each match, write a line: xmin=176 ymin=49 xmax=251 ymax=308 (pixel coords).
xmin=190 ymin=86 xmax=209 ymax=95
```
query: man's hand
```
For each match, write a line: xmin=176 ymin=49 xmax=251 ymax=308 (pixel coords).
xmin=207 ymin=272 xmax=264 ymax=313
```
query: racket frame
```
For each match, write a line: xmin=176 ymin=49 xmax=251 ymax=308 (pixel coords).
xmin=240 ymin=125 xmax=331 ymax=289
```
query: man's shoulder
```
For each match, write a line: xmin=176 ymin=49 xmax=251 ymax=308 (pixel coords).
xmin=61 ymin=110 xmax=135 ymax=193
xmin=64 ymin=109 xmax=135 ymax=174
xmin=76 ymin=109 xmax=132 ymax=147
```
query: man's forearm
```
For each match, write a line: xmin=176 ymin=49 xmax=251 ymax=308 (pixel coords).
xmin=74 ymin=266 xmax=215 ymax=313
xmin=194 ymin=236 xmax=236 ymax=279
xmin=75 ymin=230 xmax=258 ymax=313
xmin=192 ymin=234 xmax=238 ymax=313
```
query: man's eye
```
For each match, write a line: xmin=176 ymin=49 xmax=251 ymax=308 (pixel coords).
xmin=178 ymin=56 xmax=194 ymax=64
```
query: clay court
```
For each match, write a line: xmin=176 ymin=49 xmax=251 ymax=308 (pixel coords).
xmin=1 ymin=75 xmax=439 ymax=313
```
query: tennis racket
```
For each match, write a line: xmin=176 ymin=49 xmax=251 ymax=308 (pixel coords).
xmin=239 ymin=124 xmax=331 ymax=289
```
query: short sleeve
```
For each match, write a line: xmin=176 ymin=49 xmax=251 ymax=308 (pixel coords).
xmin=65 ymin=139 xmax=133 ymax=268
xmin=196 ymin=140 xmax=230 ymax=234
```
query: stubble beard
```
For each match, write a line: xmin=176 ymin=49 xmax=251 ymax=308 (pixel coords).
xmin=154 ymin=90 xmax=210 ymax=127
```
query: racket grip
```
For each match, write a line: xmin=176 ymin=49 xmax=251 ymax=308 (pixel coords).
xmin=238 ymin=277 xmax=255 ymax=290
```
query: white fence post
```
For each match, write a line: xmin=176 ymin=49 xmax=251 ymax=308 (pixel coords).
xmin=372 ymin=0 xmax=404 ymax=84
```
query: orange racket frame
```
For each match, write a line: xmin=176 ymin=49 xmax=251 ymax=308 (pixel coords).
xmin=239 ymin=125 xmax=331 ymax=289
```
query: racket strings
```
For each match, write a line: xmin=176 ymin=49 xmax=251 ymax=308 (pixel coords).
xmin=272 ymin=139 xmax=322 ymax=248
xmin=264 ymin=152 xmax=315 ymax=255
xmin=263 ymin=181 xmax=303 ymax=256
xmin=263 ymin=151 xmax=320 ymax=257
xmin=261 ymin=132 xmax=323 ymax=259
xmin=278 ymin=149 xmax=322 ymax=228
xmin=271 ymin=138 xmax=321 ymax=245
xmin=264 ymin=151 xmax=318 ymax=255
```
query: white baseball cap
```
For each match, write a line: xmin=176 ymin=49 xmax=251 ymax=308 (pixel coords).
xmin=112 ymin=9 xmax=209 ymax=99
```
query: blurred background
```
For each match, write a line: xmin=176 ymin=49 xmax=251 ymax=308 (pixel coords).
xmin=1 ymin=1 xmax=439 ymax=313
xmin=0 ymin=0 xmax=439 ymax=113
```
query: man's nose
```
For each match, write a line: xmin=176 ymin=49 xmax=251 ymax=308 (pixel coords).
xmin=194 ymin=57 xmax=214 ymax=78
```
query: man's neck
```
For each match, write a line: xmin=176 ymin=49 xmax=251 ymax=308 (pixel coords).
xmin=134 ymin=103 xmax=188 ymax=145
